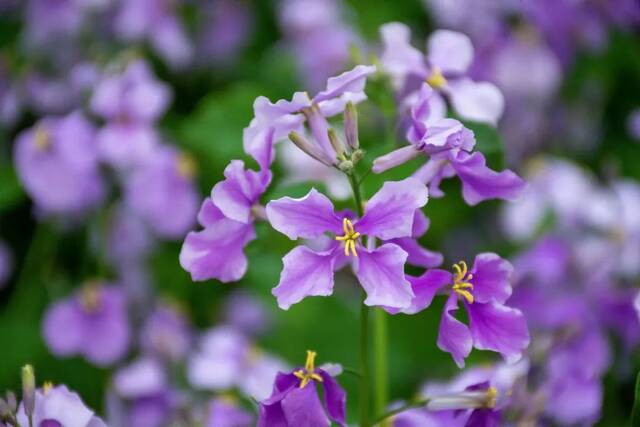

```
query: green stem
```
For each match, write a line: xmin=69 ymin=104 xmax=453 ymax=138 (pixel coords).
xmin=373 ymin=398 xmax=431 ymax=426
xmin=347 ymin=172 xmax=370 ymax=427
xmin=374 ymin=308 xmax=389 ymax=423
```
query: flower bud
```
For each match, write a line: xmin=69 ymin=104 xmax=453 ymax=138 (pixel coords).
xmin=372 ymin=145 xmax=421 ymax=174
xmin=289 ymin=131 xmax=335 ymax=166
xmin=327 ymin=128 xmax=346 ymax=158
xmin=344 ymin=102 xmax=359 ymax=149
xmin=426 ymin=387 xmax=498 ymax=411
xmin=21 ymin=365 xmax=35 ymax=419
xmin=338 ymin=160 xmax=354 ymax=173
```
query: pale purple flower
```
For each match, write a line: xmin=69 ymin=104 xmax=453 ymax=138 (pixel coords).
xmin=140 ymin=304 xmax=192 ymax=361
xmin=223 ymin=291 xmax=271 ymax=336
xmin=243 ymin=64 xmax=376 ymax=165
xmin=106 ymin=205 xmax=152 ymax=267
xmin=96 ymin=123 xmax=161 ymax=169
xmin=180 ymin=129 xmax=274 ymax=282
xmin=380 ymin=23 xmax=504 ymax=125
xmin=91 ymin=60 xmax=171 ymax=123
xmin=16 ymin=385 xmax=106 ymax=427
xmin=373 ymin=85 xmax=525 ymax=206
xmin=42 ymin=283 xmax=130 ymax=366
xmin=401 ymin=254 xmax=529 ymax=367
xmin=125 ymin=146 xmax=199 ymax=239
xmin=14 ymin=111 xmax=104 ymax=216
xmin=207 ymin=398 xmax=253 ymax=427
xmin=187 ymin=326 xmax=287 ymax=401
xmin=258 ymin=350 xmax=346 ymax=427
xmin=197 ymin=0 xmax=253 ymax=65
xmin=266 ymin=177 xmax=428 ymax=310
xmin=24 ymin=0 xmax=85 ymax=48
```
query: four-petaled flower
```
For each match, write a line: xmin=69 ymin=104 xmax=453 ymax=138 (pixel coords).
xmin=266 ymin=177 xmax=429 ymax=310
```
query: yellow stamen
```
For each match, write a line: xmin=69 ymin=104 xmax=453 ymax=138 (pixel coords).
xmin=426 ymin=67 xmax=447 ymax=89
xmin=43 ymin=381 xmax=54 ymax=395
xmin=335 ymin=218 xmax=360 ymax=257
xmin=452 ymin=261 xmax=475 ymax=304
xmin=34 ymin=127 xmax=50 ymax=151
xmin=80 ymin=282 xmax=102 ymax=312
xmin=176 ymin=152 xmax=197 ymax=179
xmin=485 ymin=386 xmax=498 ymax=408
xmin=293 ymin=350 xmax=323 ymax=388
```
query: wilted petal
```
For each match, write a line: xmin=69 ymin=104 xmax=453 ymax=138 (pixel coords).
xmin=437 ymin=294 xmax=472 ymax=368
xmin=355 ymin=244 xmax=413 ymax=309
xmin=318 ymin=371 xmax=347 ymax=426
xmin=266 ymin=189 xmax=342 ymax=240
xmin=427 ymin=30 xmax=473 ymax=74
xmin=450 ymin=152 xmax=525 ymax=205
xmin=402 ymin=269 xmax=451 ymax=314
xmin=272 ymin=246 xmax=337 ymax=310
xmin=467 ymin=301 xmax=530 ymax=363
xmin=357 ymin=178 xmax=429 ymax=240
xmin=470 ymin=253 xmax=513 ymax=304
xmin=448 ymin=79 xmax=504 ymax=125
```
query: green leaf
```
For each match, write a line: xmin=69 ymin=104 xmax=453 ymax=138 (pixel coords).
xmin=0 ymin=166 xmax=25 ymax=212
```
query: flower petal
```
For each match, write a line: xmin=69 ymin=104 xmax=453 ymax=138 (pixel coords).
xmin=357 ymin=178 xmax=429 ymax=240
xmin=470 ymin=253 xmax=513 ymax=304
xmin=402 ymin=269 xmax=451 ymax=314
xmin=212 ymin=160 xmax=267 ymax=224
xmin=388 ymin=237 xmax=443 ymax=269
xmin=450 ymin=151 xmax=526 ymax=206
xmin=467 ymin=301 xmax=530 ymax=364
xmin=266 ymin=189 xmax=342 ymax=240
xmin=314 ymin=65 xmax=377 ymax=116
xmin=427 ymin=30 xmax=473 ymax=74
xmin=281 ymin=383 xmax=331 ymax=427
xmin=448 ymin=78 xmax=504 ymax=125
xmin=437 ymin=294 xmax=472 ymax=368
xmin=318 ymin=370 xmax=347 ymax=426
xmin=379 ymin=23 xmax=427 ymax=88
xmin=355 ymin=244 xmax=414 ymax=309
xmin=272 ymin=246 xmax=337 ymax=310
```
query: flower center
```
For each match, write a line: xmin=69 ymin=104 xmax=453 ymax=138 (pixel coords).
xmin=426 ymin=67 xmax=447 ymax=89
xmin=293 ymin=350 xmax=323 ymax=388
xmin=176 ymin=152 xmax=197 ymax=179
xmin=43 ymin=381 xmax=54 ymax=395
xmin=335 ymin=218 xmax=361 ymax=257
xmin=34 ymin=127 xmax=51 ymax=151
xmin=452 ymin=261 xmax=474 ymax=304
xmin=79 ymin=282 xmax=102 ymax=313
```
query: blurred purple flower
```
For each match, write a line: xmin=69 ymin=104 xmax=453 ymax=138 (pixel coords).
xmin=16 ymin=384 xmax=106 ymax=427
xmin=628 ymin=108 xmax=640 ymax=141
xmin=197 ymin=0 xmax=253 ymax=65
xmin=140 ymin=304 xmax=192 ymax=361
xmin=222 ymin=291 xmax=271 ymax=336
xmin=125 ymin=146 xmax=199 ymax=239
xmin=258 ymin=350 xmax=346 ymax=427
xmin=207 ymin=397 xmax=253 ymax=427
xmin=42 ymin=283 xmax=130 ymax=366
xmin=380 ymin=23 xmax=504 ymax=125
xmin=14 ymin=111 xmax=104 ymax=216
xmin=266 ymin=178 xmax=429 ymax=310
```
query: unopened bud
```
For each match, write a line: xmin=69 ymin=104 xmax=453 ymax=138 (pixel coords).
xmin=21 ymin=365 xmax=35 ymax=419
xmin=289 ymin=131 xmax=335 ymax=166
xmin=344 ymin=102 xmax=359 ymax=149
xmin=372 ymin=145 xmax=421 ymax=174
xmin=338 ymin=160 xmax=354 ymax=173
xmin=327 ymin=128 xmax=346 ymax=158
xmin=351 ymin=149 xmax=365 ymax=165
xmin=426 ymin=387 xmax=498 ymax=411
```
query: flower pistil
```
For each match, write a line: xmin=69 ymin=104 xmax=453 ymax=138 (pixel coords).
xmin=452 ymin=261 xmax=474 ymax=304
xmin=426 ymin=67 xmax=447 ymax=89
xmin=293 ymin=350 xmax=323 ymax=388
xmin=335 ymin=218 xmax=360 ymax=257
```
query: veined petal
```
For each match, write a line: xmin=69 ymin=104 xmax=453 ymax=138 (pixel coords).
xmin=427 ymin=30 xmax=473 ymax=74
xmin=266 ymin=189 xmax=342 ymax=240
xmin=357 ymin=178 xmax=429 ymax=240
xmin=388 ymin=237 xmax=443 ymax=269
xmin=314 ymin=65 xmax=376 ymax=116
xmin=402 ymin=269 xmax=451 ymax=314
xmin=272 ymin=246 xmax=337 ymax=310
xmin=281 ymin=383 xmax=331 ymax=427
xmin=450 ymin=151 xmax=526 ymax=206
xmin=437 ymin=293 xmax=472 ymax=368
xmin=355 ymin=244 xmax=414 ymax=309
xmin=467 ymin=301 xmax=530 ymax=364
xmin=212 ymin=160 xmax=267 ymax=223
xmin=470 ymin=253 xmax=513 ymax=304
xmin=448 ymin=78 xmax=504 ymax=125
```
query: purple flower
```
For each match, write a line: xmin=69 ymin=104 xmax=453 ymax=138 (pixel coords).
xmin=180 ymin=130 xmax=275 ymax=282
xmin=403 ymin=254 xmax=529 ymax=367
xmin=373 ymin=85 xmax=524 ymax=206
xmin=91 ymin=60 xmax=171 ymax=123
xmin=243 ymin=64 xmax=376 ymax=165
xmin=197 ymin=0 xmax=253 ymax=65
xmin=16 ymin=384 xmax=106 ymax=427
xmin=125 ymin=146 xmax=199 ymax=239
xmin=14 ymin=111 xmax=104 ymax=216
xmin=380 ymin=23 xmax=504 ymax=125
xmin=222 ymin=291 xmax=271 ymax=336
xmin=140 ymin=304 xmax=192 ymax=361
xmin=207 ymin=397 xmax=254 ymax=427
xmin=42 ymin=283 xmax=130 ymax=366
xmin=266 ymin=178 xmax=429 ymax=310
xmin=258 ymin=350 xmax=346 ymax=427
xmin=0 ymin=240 xmax=13 ymax=288
xmin=96 ymin=123 xmax=161 ymax=170
xmin=627 ymin=108 xmax=640 ymax=141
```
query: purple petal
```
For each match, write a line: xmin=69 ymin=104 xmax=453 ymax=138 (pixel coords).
xmin=355 ymin=244 xmax=414 ymax=309
xmin=470 ymin=253 xmax=513 ymax=304
xmin=402 ymin=269 xmax=451 ymax=314
xmin=42 ymin=300 xmax=84 ymax=356
xmin=318 ymin=370 xmax=347 ymax=426
xmin=448 ymin=79 xmax=504 ymax=125
xmin=437 ymin=294 xmax=472 ymax=368
xmin=272 ymin=246 xmax=337 ymax=310
xmin=450 ymin=151 xmax=525 ymax=205
xmin=258 ymin=402 xmax=287 ymax=427
xmin=281 ymin=383 xmax=331 ymax=427
xmin=379 ymin=23 xmax=427 ymax=86
xmin=467 ymin=301 xmax=530 ymax=363
xmin=180 ymin=199 xmax=256 ymax=282
xmin=412 ymin=210 xmax=430 ymax=237
xmin=465 ymin=409 xmax=501 ymax=427
xmin=313 ymin=64 xmax=377 ymax=116
xmin=357 ymin=178 xmax=429 ymax=240
xmin=427 ymin=30 xmax=473 ymax=74
xmin=388 ymin=237 xmax=443 ymax=269
xmin=212 ymin=160 xmax=268 ymax=224
xmin=266 ymin=189 xmax=342 ymax=240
